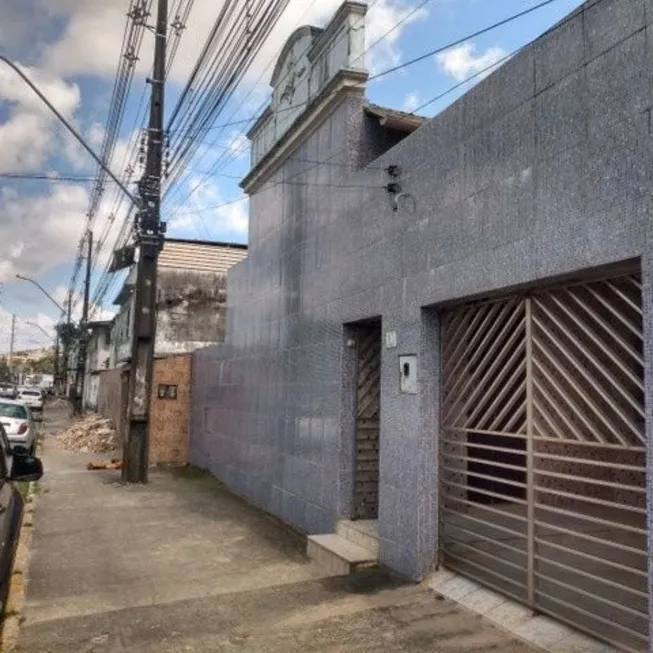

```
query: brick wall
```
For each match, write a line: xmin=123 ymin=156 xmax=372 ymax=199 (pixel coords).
xmin=96 ymin=354 xmax=191 ymax=464
xmin=149 ymin=353 xmax=191 ymax=464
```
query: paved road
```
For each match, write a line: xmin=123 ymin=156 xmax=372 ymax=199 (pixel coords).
xmin=18 ymin=407 xmax=536 ymax=652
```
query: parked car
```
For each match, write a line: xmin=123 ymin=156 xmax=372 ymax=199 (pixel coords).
xmin=0 ymin=385 xmax=17 ymax=400
xmin=0 ymin=401 xmax=37 ymax=454
xmin=17 ymin=388 xmax=44 ymax=420
xmin=0 ymin=421 xmax=44 ymax=615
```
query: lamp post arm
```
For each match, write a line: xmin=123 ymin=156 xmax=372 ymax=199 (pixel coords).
xmin=15 ymin=274 xmax=65 ymax=313
xmin=0 ymin=55 xmax=140 ymax=208
xmin=26 ymin=321 xmax=56 ymax=343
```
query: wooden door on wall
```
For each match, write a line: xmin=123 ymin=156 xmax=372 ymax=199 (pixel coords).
xmin=353 ymin=323 xmax=382 ymax=520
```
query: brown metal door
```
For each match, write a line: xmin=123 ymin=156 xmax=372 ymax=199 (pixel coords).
xmin=440 ymin=272 xmax=647 ymax=652
xmin=354 ymin=323 xmax=381 ymax=520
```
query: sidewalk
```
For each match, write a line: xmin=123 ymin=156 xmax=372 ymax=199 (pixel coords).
xmin=17 ymin=410 xmax=537 ymax=652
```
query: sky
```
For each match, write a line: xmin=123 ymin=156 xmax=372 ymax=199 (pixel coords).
xmin=0 ymin=0 xmax=584 ymax=353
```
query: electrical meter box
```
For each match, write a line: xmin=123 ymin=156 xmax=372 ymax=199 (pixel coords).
xmin=399 ymin=354 xmax=418 ymax=394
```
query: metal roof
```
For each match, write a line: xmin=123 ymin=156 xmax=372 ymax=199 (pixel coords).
xmin=158 ymin=238 xmax=248 ymax=275
xmin=113 ymin=239 xmax=248 ymax=305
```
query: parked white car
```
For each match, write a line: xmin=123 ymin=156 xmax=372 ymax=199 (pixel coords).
xmin=0 ymin=385 xmax=17 ymax=400
xmin=0 ymin=401 xmax=37 ymax=454
xmin=17 ymin=388 xmax=44 ymax=418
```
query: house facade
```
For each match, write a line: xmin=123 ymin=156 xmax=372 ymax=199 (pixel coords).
xmin=83 ymin=320 xmax=113 ymax=411
xmin=190 ymin=1 xmax=652 ymax=650
xmin=110 ymin=237 xmax=248 ymax=365
xmin=99 ymin=237 xmax=246 ymax=464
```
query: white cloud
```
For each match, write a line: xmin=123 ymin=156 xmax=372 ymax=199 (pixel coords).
xmin=436 ymin=42 xmax=507 ymax=82
xmin=40 ymin=1 xmax=136 ymax=78
xmin=363 ymin=0 xmax=428 ymax=73
xmin=402 ymin=91 xmax=422 ymax=112
xmin=0 ymin=183 xmax=88 ymax=282
xmin=35 ymin=0 xmax=425 ymax=85
xmin=0 ymin=61 xmax=80 ymax=117
xmin=0 ymin=61 xmax=82 ymax=174
xmin=0 ymin=309 xmax=56 ymax=354
xmin=0 ymin=178 xmax=121 ymax=285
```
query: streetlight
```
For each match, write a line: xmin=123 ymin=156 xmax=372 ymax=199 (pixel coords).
xmin=15 ymin=275 xmax=65 ymax=394
xmin=1 ymin=56 xmax=140 ymax=402
xmin=25 ymin=321 xmax=55 ymax=343
xmin=0 ymin=56 xmax=139 ymax=207
xmin=25 ymin=321 xmax=58 ymax=394
xmin=15 ymin=274 xmax=65 ymax=313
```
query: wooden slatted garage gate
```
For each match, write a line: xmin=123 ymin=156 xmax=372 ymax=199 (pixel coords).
xmin=440 ymin=270 xmax=647 ymax=652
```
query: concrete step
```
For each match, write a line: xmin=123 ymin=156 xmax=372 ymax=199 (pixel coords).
xmin=335 ymin=519 xmax=379 ymax=556
xmin=307 ymin=533 xmax=378 ymax=576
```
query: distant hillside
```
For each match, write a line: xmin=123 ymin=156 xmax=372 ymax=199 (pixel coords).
xmin=11 ymin=347 xmax=53 ymax=362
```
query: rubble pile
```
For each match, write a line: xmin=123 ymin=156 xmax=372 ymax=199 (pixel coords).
xmin=87 ymin=459 xmax=123 ymax=471
xmin=56 ymin=415 xmax=121 ymax=454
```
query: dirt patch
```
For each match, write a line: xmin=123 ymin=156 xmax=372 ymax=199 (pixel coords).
xmin=55 ymin=415 xmax=120 ymax=454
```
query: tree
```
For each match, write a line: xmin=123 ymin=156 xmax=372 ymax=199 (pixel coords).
xmin=0 ymin=357 xmax=10 ymax=383
xmin=30 ymin=351 xmax=55 ymax=375
xmin=56 ymin=322 xmax=80 ymax=349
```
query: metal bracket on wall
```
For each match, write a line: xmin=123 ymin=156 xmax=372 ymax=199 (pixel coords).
xmin=385 ymin=165 xmax=415 ymax=213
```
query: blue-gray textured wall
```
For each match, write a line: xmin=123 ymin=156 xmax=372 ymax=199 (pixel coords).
xmin=191 ymin=0 xmax=653 ymax=587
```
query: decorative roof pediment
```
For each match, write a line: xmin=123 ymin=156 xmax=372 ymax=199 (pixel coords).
xmin=247 ymin=2 xmax=368 ymax=170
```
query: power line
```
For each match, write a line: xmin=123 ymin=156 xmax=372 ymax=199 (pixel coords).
xmin=161 ymin=0 xmax=302 ymax=236
xmin=351 ymin=0 xmax=431 ymax=68
xmin=67 ymin=0 xmax=155 ymax=316
xmin=411 ymin=49 xmax=517 ymax=114
xmin=88 ymin=0 xmax=197 ymax=317
xmin=91 ymin=0 xmax=291 ymax=315
xmin=74 ymin=0 xmax=200 ymax=316
xmin=161 ymin=0 xmax=561 ymax=221
xmin=162 ymin=0 xmax=384 ymax=223
xmin=367 ymin=0 xmax=557 ymax=82
xmin=0 ymin=173 xmax=102 ymax=182
xmin=169 ymin=0 xmax=559 ymax=142
xmin=164 ymin=0 xmax=569 ymax=222
xmin=160 ymin=0 xmax=326 ymax=217
xmin=168 ymin=143 xmax=359 ymax=218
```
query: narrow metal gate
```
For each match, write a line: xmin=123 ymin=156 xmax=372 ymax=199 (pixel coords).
xmin=354 ymin=323 xmax=381 ymax=520
xmin=440 ymin=272 xmax=647 ymax=652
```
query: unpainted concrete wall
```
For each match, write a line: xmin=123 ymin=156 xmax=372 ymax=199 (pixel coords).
xmin=155 ymin=270 xmax=228 ymax=356
xmin=96 ymin=367 xmax=128 ymax=435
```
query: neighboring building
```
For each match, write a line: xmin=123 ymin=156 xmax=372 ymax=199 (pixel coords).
xmin=98 ymin=237 xmax=246 ymax=465
xmin=110 ymin=237 xmax=247 ymax=365
xmin=83 ymin=320 xmax=113 ymax=411
xmin=190 ymin=1 xmax=653 ymax=650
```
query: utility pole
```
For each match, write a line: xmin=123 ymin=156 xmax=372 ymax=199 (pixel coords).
xmin=123 ymin=0 xmax=167 ymax=483
xmin=8 ymin=314 xmax=15 ymax=383
xmin=73 ymin=229 xmax=93 ymax=415
xmin=62 ymin=293 xmax=72 ymax=397
xmin=53 ymin=331 xmax=60 ymax=392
